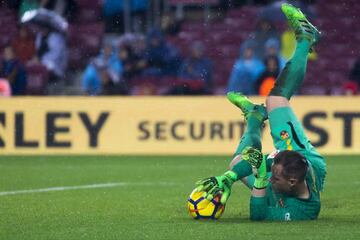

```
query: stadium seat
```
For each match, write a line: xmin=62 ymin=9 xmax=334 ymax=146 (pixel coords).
xmin=301 ymin=85 xmax=327 ymax=95
xmin=68 ymin=22 xmax=105 ymax=70
xmin=226 ymin=7 xmax=259 ymax=19
xmin=76 ymin=8 xmax=102 ymax=23
xmin=25 ymin=63 xmax=49 ymax=95
xmin=0 ymin=7 xmax=17 ymax=49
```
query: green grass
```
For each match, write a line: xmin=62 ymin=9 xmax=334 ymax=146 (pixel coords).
xmin=0 ymin=155 xmax=360 ymax=240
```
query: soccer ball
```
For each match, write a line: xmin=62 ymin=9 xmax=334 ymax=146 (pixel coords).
xmin=187 ymin=189 xmax=225 ymax=219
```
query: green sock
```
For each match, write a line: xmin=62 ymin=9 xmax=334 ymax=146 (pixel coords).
xmin=231 ymin=115 xmax=263 ymax=179
xmin=270 ymin=39 xmax=311 ymax=99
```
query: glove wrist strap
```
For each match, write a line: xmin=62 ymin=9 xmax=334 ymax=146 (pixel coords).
xmin=253 ymin=177 xmax=269 ymax=189
xmin=224 ymin=170 xmax=238 ymax=182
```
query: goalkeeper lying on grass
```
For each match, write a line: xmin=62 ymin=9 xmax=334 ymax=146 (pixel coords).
xmin=196 ymin=3 xmax=326 ymax=221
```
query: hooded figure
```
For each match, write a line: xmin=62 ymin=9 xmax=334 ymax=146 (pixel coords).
xmin=82 ymin=57 xmax=128 ymax=96
xmin=96 ymin=43 xmax=122 ymax=81
xmin=177 ymin=41 xmax=212 ymax=92
xmin=169 ymin=41 xmax=213 ymax=95
xmin=144 ymin=28 xmax=181 ymax=76
xmin=255 ymin=55 xmax=281 ymax=96
xmin=265 ymin=38 xmax=286 ymax=69
xmin=251 ymin=19 xmax=280 ymax=60
xmin=227 ymin=40 xmax=265 ymax=95
xmin=0 ymin=46 xmax=27 ymax=95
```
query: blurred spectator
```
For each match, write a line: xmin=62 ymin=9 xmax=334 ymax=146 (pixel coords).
xmin=131 ymin=35 xmax=148 ymax=75
xmin=171 ymin=41 xmax=212 ymax=95
xmin=82 ymin=59 xmax=102 ymax=95
xmin=96 ymin=43 xmax=122 ymax=79
xmin=227 ymin=41 xmax=265 ymax=95
xmin=82 ymin=43 xmax=123 ymax=95
xmin=82 ymin=58 xmax=128 ymax=96
xmin=11 ymin=25 xmax=36 ymax=64
xmin=0 ymin=79 xmax=12 ymax=97
xmin=161 ymin=13 xmax=181 ymax=36
xmin=144 ymin=28 xmax=181 ymax=77
xmin=100 ymin=43 xmax=115 ymax=62
xmin=0 ymin=46 xmax=27 ymax=95
xmin=350 ymin=57 xmax=360 ymax=86
xmin=251 ymin=19 xmax=280 ymax=60
xmin=255 ymin=56 xmax=280 ymax=96
xmin=114 ymin=33 xmax=148 ymax=78
xmin=346 ymin=57 xmax=360 ymax=95
xmin=281 ymin=28 xmax=317 ymax=61
xmin=264 ymin=38 xmax=286 ymax=69
xmin=118 ymin=45 xmax=137 ymax=80
xmin=41 ymin=0 xmax=78 ymax=22
xmin=343 ymin=81 xmax=358 ymax=95
xmin=33 ymin=26 xmax=68 ymax=84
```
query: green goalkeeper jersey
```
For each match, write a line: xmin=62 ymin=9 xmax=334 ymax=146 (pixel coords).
xmin=249 ymin=150 xmax=326 ymax=221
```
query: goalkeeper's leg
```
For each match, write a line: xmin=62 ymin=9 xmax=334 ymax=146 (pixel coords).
xmin=227 ymin=92 xmax=268 ymax=188
xmin=267 ymin=3 xmax=320 ymax=111
xmin=266 ymin=4 xmax=324 ymax=159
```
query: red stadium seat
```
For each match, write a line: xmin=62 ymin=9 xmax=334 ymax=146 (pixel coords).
xmin=301 ymin=85 xmax=327 ymax=95
xmin=25 ymin=63 xmax=49 ymax=95
xmin=76 ymin=8 xmax=102 ymax=23
xmin=68 ymin=22 xmax=105 ymax=70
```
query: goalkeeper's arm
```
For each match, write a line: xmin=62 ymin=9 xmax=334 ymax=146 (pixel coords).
xmin=195 ymin=148 xmax=271 ymax=205
xmin=239 ymin=147 xmax=271 ymax=221
xmin=195 ymin=170 xmax=238 ymax=204
xmin=249 ymin=155 xmax=270 ymax=221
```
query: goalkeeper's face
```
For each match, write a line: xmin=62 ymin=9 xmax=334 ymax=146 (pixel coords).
xmin=270 ymin=164 xmax=297 ymax=195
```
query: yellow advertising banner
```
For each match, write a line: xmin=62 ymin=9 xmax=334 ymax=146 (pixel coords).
xmin=0 ymin=96 xmax=359 ymax=155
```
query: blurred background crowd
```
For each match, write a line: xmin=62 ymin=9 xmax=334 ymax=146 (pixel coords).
xmin=0 ymin=0 xmax=358 ymax=96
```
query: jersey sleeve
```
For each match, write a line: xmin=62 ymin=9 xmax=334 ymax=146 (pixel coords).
xmin=250 ymin=196 xmax=318 ymax=221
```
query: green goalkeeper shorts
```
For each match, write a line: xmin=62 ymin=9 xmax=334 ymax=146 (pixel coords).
xmin=268 ymin=106 xmax=319 ymax=157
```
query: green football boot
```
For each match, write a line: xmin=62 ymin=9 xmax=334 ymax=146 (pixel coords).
xmin=227 ymin=92 xmax=268 ymax=122
xmin=281 ymin=3 xmax=321 ymax=51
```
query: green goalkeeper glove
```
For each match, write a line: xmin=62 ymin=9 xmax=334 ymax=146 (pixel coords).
xmin=195 ymin=170 xmax=238 ymax=204
xmin=241 ymin=146 xmax=268 ymax=189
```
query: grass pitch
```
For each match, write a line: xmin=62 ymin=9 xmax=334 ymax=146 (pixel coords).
xmin=1 ymin=155 xmax=360 ymax=240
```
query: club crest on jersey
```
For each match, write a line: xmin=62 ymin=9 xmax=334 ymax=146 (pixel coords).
xmin=280 ymin=130 xmax=293 ymax=150
xmin=280 ymin=130 xmax=289 ymax=139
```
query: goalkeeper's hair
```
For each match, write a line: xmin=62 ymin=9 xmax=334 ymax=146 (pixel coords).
xmin=273 ymin=150 xmax=308 ymax=182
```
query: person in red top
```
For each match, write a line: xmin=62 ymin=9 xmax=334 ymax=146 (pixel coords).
xmin=11 ymin=25 xmax=36 ymax=64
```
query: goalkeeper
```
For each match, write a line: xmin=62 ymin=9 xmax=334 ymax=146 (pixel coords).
xmin=196 ymin=3 xmax=326 ymax=221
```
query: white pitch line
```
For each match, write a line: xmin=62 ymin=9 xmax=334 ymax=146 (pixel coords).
xmin=0 ymin=182 xmax=179 ymax=197
xmin=1 ymin=181 xmax=356 ymax=197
